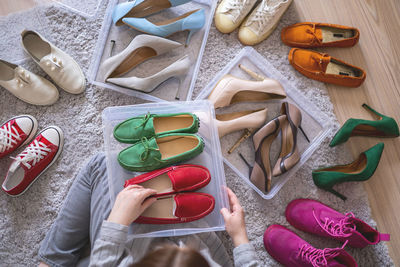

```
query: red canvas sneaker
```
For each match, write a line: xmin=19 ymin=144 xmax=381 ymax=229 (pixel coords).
xmin=0 ymin=115 xmax=38 ymax=158
xmin=124 ymin=164 xmax=211 ymax=196
xmin=135 ymin=192 xmax=215 ymax=224
xmin=2 ymin=126 xmax=64 ymax=196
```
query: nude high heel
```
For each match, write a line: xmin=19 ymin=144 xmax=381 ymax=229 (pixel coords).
xmin=250 ymin=115 xmax=287 ymax=192
xmin=215 ymin=108 xmax=268 ymax=137
xmin=272 ymin=102 xmax=309 ymax=177
xmin=208 ymin=65 xmax=286 ymax=108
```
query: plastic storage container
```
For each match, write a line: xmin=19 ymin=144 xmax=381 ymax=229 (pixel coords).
xmin=196 ymin=47 xmax=332 ymax=199
xmin=89 ymin=0 xmax=217 ymax=102
xmin=102 ymin=100 xmax=229 ymax=238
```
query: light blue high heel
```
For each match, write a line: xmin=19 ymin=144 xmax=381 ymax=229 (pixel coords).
xmin=112 ymin=0 xmax=192 ymax=26
xmin=122 ymin=9 xmax=205 ymax=46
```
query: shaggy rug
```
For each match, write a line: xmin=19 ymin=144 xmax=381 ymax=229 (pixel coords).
xmin=0 ymin=0 xmax=394 ymax=266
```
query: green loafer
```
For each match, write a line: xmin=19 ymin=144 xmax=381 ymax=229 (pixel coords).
xmin=330 ymin=104 xmax=399 ymax=147
xmin=118 ymin=133 xmax=204 ymax=172
xmin=114 ymin=112 xmax=200 ymax=144
xmin=312 ymin=142 xmax=384 ymax=200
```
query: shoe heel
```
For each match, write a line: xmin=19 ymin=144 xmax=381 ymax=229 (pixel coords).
xmin=299 ymin=125 xmax=310 ymax=143
xmin=362 ymin=103 xmax=385 ymax=118
xmin=239 ymin=64 xmax=266 ymax=81
xmin=175 ymin=74 xmax=186 ymax=100
xmin=185 ymin=29 xmax=198 ymax=47
xmin=326 ymin=187 xmax=347 ymax=201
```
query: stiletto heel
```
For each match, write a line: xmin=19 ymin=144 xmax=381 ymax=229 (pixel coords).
xmin=330 ymin=104 xmax=399 ymax=147
xmin=326 ymin=188 xmax=347 ymax=201
xmin=313 ymin=143 xmax=384 ymax=200
xmin=239 ymin=64 xmax=266 ymax=81
xmin=185 ymin=30 xmax=198 ymax=47
xmin=175 ymin=74 xmax=186 ymax=100
xmin=299 ymin=125 xmax=310 ymax=142
xmin=239 ymin=152 xmax=253 ymax=177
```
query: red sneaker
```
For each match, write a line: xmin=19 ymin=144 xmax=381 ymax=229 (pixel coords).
xmin=0 ymin=115 xmax=38 ymax=158
xmin=2 ymin=126 xmax=64 ymax=196
xmin=135 ymin=192 xmax=215 ymax=224
xmin=124 ymin=164 xmax=211 ymax=197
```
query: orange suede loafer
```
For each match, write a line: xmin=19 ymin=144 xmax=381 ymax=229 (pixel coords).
xmin=281 ymin=22 xmax=360 ymax=48
xmin=288 ymin=48 xmax=366 ymax=87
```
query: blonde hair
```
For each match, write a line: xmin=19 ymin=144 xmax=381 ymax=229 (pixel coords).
xmin=131 ymin=245 xmax=210 ymax=267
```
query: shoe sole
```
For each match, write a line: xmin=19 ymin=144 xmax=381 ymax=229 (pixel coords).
xmin=5 ymin=126 xmax=64 ymax=197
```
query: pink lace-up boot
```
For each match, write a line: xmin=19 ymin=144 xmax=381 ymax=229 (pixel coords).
xmin=285 ymin=199 xmax=390 ymax=248
xmin=264 ymin=225 xmax=357 ymax=267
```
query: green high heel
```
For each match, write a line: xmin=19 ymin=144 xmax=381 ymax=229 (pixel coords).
xmin=330 ymin=104 xmax=399 ymax=147
xmin=312 ymin=142 xmax=384 ymax=200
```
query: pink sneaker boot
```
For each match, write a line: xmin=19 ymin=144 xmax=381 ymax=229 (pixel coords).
xmin=286 ymin=199 xmax=390 ymax=248
xmin=264 ymin=225 xmax=357 ymax=267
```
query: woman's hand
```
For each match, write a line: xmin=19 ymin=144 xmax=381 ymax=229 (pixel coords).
xmin=107 ymin=185 xmax=157 ymax=226
xmin=220 ymin=187 xmax=249 ymax=247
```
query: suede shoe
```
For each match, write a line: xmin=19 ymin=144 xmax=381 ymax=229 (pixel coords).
xmin=281 ymin=22 xmax=359 ymax=48
xmin=286 ymin=199 xmax=390 ymax=248
xmin=118 ymin=133 xmax=204 ymax=172
xmin=289 ymin=48 xmax=366 ymax=87
xmin=264 ymin=224 xmax=357 ymax=267
xmin=114 ymin=112 xmax=199 ymax=144
xmin=124 ymin=164 xmax=211 ymax=196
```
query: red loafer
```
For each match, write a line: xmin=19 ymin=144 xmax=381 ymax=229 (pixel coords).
xmin=124 ymin=164 xmax=211 ymax=196
xmin=135 ymin=192 xmax=215 ymax=224
xmin=2 ymin=126 xmax=64 ymax=196
xmin=0 ymin=115 xmax=38 ymax=159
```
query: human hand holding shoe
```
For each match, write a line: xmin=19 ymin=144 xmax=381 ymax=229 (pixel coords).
xmin=220 ymin=187 xmax=249 ymax=247
xmin=107 ymin=185 xmax=157 ymax=226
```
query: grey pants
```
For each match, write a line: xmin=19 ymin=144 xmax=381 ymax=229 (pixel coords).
xmin=38 ymin=154 xmax=111 ymax=267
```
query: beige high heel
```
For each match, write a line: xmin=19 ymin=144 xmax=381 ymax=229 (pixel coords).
xmin=215 ymin=108 xmax=268 ymax=137
xmin=208 ymin=65 xmax=286 ymax=108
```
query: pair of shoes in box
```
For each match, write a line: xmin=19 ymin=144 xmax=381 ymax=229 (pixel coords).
xmin=265 ymin=199 xmax=390 ymax=266
xmin=114 ymin=112 xmax=204 ymax=172
xmin=0 ymin=30 xmax=85 ymax=106
xmin=281 ymin=22 xmax=366 ymax=87
xmin=125 ymin=164 xmax=215 ymax=224
xmin=0 ymin=115 xmax=63 ymax=196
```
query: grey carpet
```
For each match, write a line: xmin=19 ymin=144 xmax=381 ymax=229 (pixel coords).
xmin=0 ymin=0 xmax=394 ymax=266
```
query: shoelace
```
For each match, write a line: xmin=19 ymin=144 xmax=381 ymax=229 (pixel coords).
xmin=245 ymin=0 xmax=288 ymax=33
xmin=313 ymin=210 xmax=356 ymax=238
xmin=306 ymin=24 xmax=323 ymax=45
xmin=223 ymin=0 xmax=253 ymax=21
xmin=10 ymin=140 xmax=51 ymax=169
xmin=44 ymin=55 xmax=63 ymax=72
xmin=134 ymin=113 xmax=151 ymax=130
xmin=0 ymin=122 xmax=22 ymax=153
xmin=298 ymin=240 xmax=348 ymax=267
xmin=14 ymin=69 xmax=31 ymax=88
xmin=310 ymin=53 xmax=330 ymax=73
xmin=139 ymin=137 xmax=162 ymax=162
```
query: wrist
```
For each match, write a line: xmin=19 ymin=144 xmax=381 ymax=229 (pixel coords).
xmin=107 ymin=213 xmax=131 ymax=226
xmin=232 ymin=232 xmax=249 ymax=247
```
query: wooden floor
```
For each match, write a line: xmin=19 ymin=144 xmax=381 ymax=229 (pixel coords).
xmin=294 ymin=0 xmax=400 ymax=266
xmin=1 ymin=0 xmax=399 ymax=265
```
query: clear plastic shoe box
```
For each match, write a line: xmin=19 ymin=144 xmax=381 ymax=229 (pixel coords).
xmin=102 ymin=100 xmax=229 ymax=238
xmin=196 ymin=47 xmax=332 ymax=199
xmin=89 ymin=0 xmax=217 ymax=102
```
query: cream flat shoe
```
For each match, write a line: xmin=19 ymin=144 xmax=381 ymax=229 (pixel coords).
xmin=99 ymin=34 xmax=182 ymax=81
xmin=106 ymin=55 xmax=191 ymax=93
xmin=21 ymin=30 xmax=86 ymax=94
xmin=215 ymin=0 xmax=258 ymax=33
xmin=238 ymin=0 xmax=293 ymax=46
xmin=215 ymin=108 xmax=268 ymax=137
xmin=0 ymin=59 xmax=58 ymax=105
xmin=208 ymin=73 xmax=286 ymax=108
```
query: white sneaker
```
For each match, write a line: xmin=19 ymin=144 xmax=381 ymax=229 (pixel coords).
xmin=0 ymin=59 xmax=59 ymax=105
xmin=238 ymin=0 xmax=292 ymax=45
xmin=215 ymin=0 xmax=258 ymax=33
xmin=21 ymin=30 xmax=86 ymax=94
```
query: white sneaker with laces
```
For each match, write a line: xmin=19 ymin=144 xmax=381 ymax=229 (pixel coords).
xmin=0 ymin=59 xmax=59 ymax=105
xmin=238 ymin=0 xmax=292 ymax=45
xmin=0 ymin=115 xmax=38 ymax=158
xmin=21 ymin=30 xmax=86 ymax=94
xmin=215 ymin=0 xmax=258 ymax=33
xmin=2 ymin=126 xmax=64 ymax=196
